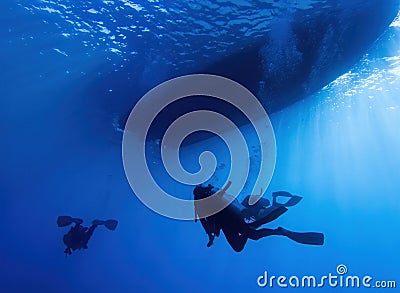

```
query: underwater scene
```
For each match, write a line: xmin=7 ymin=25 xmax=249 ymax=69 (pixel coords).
xmin=1 ymin=0 xmax=400 ymax=292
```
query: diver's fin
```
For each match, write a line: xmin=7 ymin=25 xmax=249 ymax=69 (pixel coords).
xmin=279 ymin=227 xmax=324 ymax=246
xmin=272 ymin=191 xmax=302 ymax=207
xmin=284 ymin=196 xmax=302 ymax=207
xmin=249 ymin=206 xmax=288 ymax=229
xmin=104 ymin=220 xmax=118 ymax=231
xmin=93 ymin=219 xmax=118 ymax=231
xmin=57 ymin=216 xmax=82 ymax=227
xmin=242 ymin=196 xmax=270 ymax=208
xmin=272 ymin=191 xmax=293 ymax=197
xmin=57 ymin=216 xmax=73 ymax=227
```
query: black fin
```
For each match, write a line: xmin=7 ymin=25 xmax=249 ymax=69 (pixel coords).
xmin=280 ymin=228 xmax=325 ymax=246
xmin=57 ymin=216 xmax=73 ymax=227
xmin=104 ymin=220 xmax=118 ymax=231
xmin=93 ymin=219 xmax=118 ymax=231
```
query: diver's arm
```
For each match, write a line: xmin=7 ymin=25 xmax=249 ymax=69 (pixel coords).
xmin=194 ymin=204 xmax=201 ymax=222
xmin=200 ymin=217 xmax=216 ymax=247
xmin=215 ymin=181 xmax=232 ymax=197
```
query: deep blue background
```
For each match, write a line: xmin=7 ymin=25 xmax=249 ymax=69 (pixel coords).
xmin=1 ymin=0 xmax=400 ymax=292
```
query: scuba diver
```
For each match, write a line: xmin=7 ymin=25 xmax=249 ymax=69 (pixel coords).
xmin=194 ymin=182 xmax=324 ymax=252
xmin=57 ymin=216 xmax=118 ymax=255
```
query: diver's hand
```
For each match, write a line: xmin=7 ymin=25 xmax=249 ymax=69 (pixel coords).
xmin=206 ymin=234 xmax=215 ymax=247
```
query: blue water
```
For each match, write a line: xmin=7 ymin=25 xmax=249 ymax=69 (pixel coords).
xmin=1 ymin=0 xmax=400 ymax=292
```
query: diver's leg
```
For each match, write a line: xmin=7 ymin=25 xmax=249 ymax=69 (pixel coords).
xmin=241 ymin=196 xmax=270 ymax=213
xmin=248 ymin=206 xmax=288 ymax=229
xmin=277 ymin=227 xmax=324 ymax=245
xmin=71 ymin=218 xmax=83 ymax=225
xmin=221 ymin=226 xmax=247 ymax=252
xmin=244 ymin=227 xmax=282 ymax=240
xmin=221 ymin=219 xmax=278 ymax=251
xmin=84 ymin=224 xmax=98 ymax=245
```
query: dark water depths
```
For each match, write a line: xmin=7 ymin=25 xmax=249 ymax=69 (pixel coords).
xmin=1 ymin=0 xmax=400 ymax=292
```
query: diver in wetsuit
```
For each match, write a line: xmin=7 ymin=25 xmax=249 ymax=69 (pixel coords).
xmin=57 ymin=216 xmax=118 ymax=255
xmin=194 ymin=182 xmax=324 ymax=252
